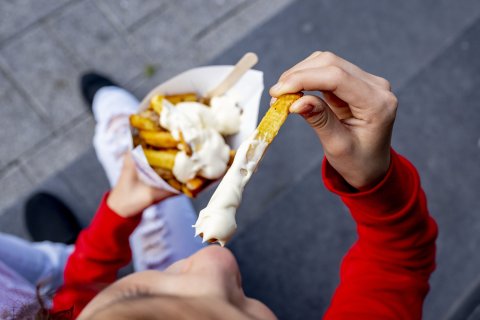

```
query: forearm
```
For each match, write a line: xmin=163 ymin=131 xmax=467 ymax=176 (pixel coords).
xmin=52 ymin=193 xmax=142 ymax=316
xmin=324 ymin=150 xmax=438 ymax=319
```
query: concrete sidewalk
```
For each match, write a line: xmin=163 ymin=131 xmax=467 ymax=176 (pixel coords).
xmin=0 ymin=0 xmax=294 ymax=214
xmin=1 ymin=1 xmax=480 ymax=319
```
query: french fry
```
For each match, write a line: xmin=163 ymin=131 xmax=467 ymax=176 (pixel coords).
xmin=153 ymin=167 xmax=174 ymax=180
xmin=186 ymin=177 xmax=207 ymax=191
xmin=165 ymin=92 xmax=198 ymax=104
xmin=178 ymin=131 xmax=193 ymax=156
xmin=167 ymin=178 xmax=182 ymax=191
xmin=150 ymin=94 xmax=164 ymax=114
xmin=143 ymin=149 xmax=177 ymax=170
xmin=139 ymin=130 xmax=178 ymax=148
xmin=130 ymin=113 xmax=161 ymax=131
xmin=255 ymin=93 xmax=303 ymax=143
xmin=228 ymin=149 xmax=236 ymax=166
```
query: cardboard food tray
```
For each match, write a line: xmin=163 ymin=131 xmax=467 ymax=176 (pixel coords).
xmin=131 ymin=66 xmax=264 ymax=194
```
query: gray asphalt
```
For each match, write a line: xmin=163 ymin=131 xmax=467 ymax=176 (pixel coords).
xmin=1 ymin=1 xmax=479 ymax=319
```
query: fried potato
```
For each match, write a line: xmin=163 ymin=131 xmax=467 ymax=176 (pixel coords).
xmin=228 ymin=149 xmax=236 ymax=166
xmin=130 ymin=113 xmax=161 ymax=131
xmin=153 ymin=167 xmax=174 ymax=180
xmin=167 ymin=178 xmax=182 ymax=191
xmin=139 ymin=130 xmax=178 ymax=148
xmin=255 ymin=93 xmax=303 ymax=143
xmin=165 ymin=92 xmax=198 ymax=104
xmin=178 ymin=131 xmax=193 ymax=156
xmin=143 ymin=149 xmax=177 ymax=170
xmin=150 ymin=94 xmax=164 ymax=114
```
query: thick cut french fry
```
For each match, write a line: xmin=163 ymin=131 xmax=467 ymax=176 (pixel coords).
xmin=228 ymin=149 xmax=236 ymax=166
xmin=167 ymin=178 xmax=182 ymax=191
xmin=139 ymin=130 xmax=178 ymax=148
xmin=178 ymin=131 xmax=193 ymax=156
xmin=153 ymin=167 xmax=174 ymax=180
xmin=186 ymin=177 xmax=207 ymax=191
xmin=130 ymin=114 xmax=161 ymax=131
xmin=165 ymin=92 xmax=198 ymax=104
xmin=150 ymin=94 xmax=164 ymax=114
xmin=143 ymin=149 xmax=177 ymax=170
xmin=255 ymin=93 xmax=303 ymax=143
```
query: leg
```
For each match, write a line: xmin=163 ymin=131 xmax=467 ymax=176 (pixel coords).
xmin=92 ymin=86 xmax=139 ymax=186
xmin=0 ymin=233 xmax=72 ymax=295
xmin=88 ymin=77 xmax=204 ymax=271
xmin=130 ymin=196 xmax=205 ymax=271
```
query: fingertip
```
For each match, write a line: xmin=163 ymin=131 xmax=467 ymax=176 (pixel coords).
xmin=269 ymin=82 xmax=284 ymax=97
xmin=289 ymin=99 xmax=313 ymax=114
xmin=269 ymin=97 xmax=277 ymax=106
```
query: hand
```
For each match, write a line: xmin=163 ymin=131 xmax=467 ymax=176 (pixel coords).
xmin=107 ymin=152 xmax=174 ymax=218
xmin=270 ymin=51 xmax=398 ymax=189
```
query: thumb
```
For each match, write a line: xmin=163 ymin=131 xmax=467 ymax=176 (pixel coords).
xmin=289 ymin=95 xmax=345 ymax=143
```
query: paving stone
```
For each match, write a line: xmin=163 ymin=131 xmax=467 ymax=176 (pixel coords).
xmin=0 ymin=165 xmax=34 ymax=215
xmin=389 ymin=19 xmax=480 ymax=320
xmin=0 ymin=202 xmax=29 ymax=239
xmin=47 ymin=0 xmax=146 ymax=84
xmin=194 ymin=0 xmax=296 ymax=62
xmin=95 ymin=0 xmax=168 ymax=31
xmin=0 ymin=0 xmax=69 ymax=43
xmin=0 ymin=170 xmax=90 ymax=239
xmin=128 ymin=0 xmax=247 ymax=64
xmin=202 ymin=0 xmax=480 ymax=229
xmin=0 ymin=25 xmax=85 ymax=129
xmin=22 ymin=114 xmax=95 ymax=184
xmin=60 ymin=147 xmax=110 ymax=225
xmin=229 ymin=163 xmax=355 ymax=319
xmin=0 ymin=72 xmax=50 ymax=169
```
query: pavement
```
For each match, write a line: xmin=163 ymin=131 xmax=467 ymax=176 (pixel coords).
xmin=1 ymin=1 xmax=480 ymax=319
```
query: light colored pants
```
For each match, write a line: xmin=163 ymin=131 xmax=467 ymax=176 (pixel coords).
xmin=0 ymin=233 xmax=72 ymax=296
xmin=0 ymin=86 xmax=204 ymax=296
xmin=92 ymin=86 xmax=204 ymax=271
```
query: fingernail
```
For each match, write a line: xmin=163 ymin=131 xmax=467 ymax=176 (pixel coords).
xmin=270 ymin=97 xmax=277 ymax=106
xmin=270 ymin=82 xmax=283 ymax=92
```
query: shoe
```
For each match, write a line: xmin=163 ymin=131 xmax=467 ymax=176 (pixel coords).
xmin=80 ymin=72 xmax=118 ymax=108
xmin=25 ymin=192 xmax=82 ymax=244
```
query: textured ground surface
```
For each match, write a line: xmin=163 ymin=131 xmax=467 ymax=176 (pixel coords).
xmin=1 ymin=1 xmax=480 ymax=319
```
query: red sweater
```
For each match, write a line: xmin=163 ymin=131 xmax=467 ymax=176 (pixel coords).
xmin=52 ymin=150 xmax=437 ymax=319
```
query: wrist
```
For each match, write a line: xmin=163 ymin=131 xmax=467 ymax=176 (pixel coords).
xmin=107 ymin=188 xmax=145 ymax=218
xmin=327 ymin=150 xmax=391 ymax=191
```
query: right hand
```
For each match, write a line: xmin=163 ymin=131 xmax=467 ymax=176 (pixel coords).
xmin=107 ymin=152 xmax=174 ymax=218
xmin=270 ymin=51 xmax=398 ymax=190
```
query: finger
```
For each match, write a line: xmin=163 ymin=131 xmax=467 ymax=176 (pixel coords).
xmin=278 ymin=51 xmax=390 ymax=90
xmin=289 ymin=95 xmax=350 ymax=150
xmin=322 ymin=91 xmax=352 ymax=120
xmin=271 ymin=66 xmax=380 ymax=118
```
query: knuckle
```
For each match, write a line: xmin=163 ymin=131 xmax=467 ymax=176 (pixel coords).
xmin=310 ymin=51 xmax=323 ymax=58
xmin=321 ymin=51 xmax=338 ymax=64
xmin=377 ymin=77 xmax=391 ymax=90
xmin=384 ymin=92 xmax=398 ymax=108
xmin=326 ymin=65 xmax=346 ymax=84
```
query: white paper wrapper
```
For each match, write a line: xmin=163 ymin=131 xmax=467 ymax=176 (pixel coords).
xmin=131 ymin=66 xmax=264 ymax=194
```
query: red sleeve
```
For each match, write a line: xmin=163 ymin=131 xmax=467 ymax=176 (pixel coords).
xmin=323 ymin=150 xmax=438 ymax=320
xmin=51 ymin=193 xmax=141 ymax=318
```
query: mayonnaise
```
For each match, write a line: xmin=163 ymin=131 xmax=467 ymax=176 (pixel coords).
xmin=193 ymin=132 xmax=268 ymax=246
xmin=159 ymin=97 xmax=240 ymax=183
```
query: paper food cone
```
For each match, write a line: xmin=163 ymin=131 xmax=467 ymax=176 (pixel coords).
xmin=131 ymin=66 xmax=264 ymax=194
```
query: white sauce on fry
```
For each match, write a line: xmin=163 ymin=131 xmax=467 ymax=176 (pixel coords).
xmin=193 ymin=132 xmax=268 ymax=246
xmin=160 ymin=97 xmax=240 ymax=183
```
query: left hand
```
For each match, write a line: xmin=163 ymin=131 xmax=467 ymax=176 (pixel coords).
xmin=107 ymin=152 xmax=174 ymax=218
